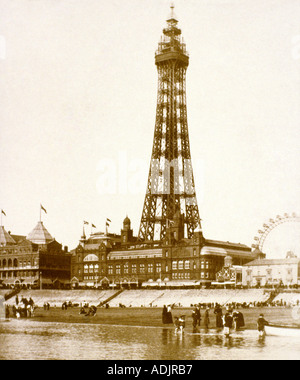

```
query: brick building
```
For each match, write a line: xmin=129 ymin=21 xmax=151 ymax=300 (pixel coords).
xmin=71 ymin=215 xmax=256 ymax=289
xmin=0 ymin=222 xmax=71 ymax=289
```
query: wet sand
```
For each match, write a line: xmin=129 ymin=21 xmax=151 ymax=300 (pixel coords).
xmin=26 ymin=306 xmax=299 ymax=330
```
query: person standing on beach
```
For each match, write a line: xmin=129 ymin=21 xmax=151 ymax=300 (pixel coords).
xmin=214 ymin=304 xmax=223 ymax=328
xmin=223 ymin=311 xmax=233 ymax=337
xmin=174 ymin=317 xmax=180 ymax=335
xmin=178 ymin=315 xmax=185 ymax=334
xmin=162 ymin=305 xmax=168 ymax=324
xmin=166 ymin=305 xmax=173 ymax=324
xmin=195 ymin=305 xmax=201 ymax=326
xmin=257 ymin=314 xmax=268 ymax=337
xmin=192 ymin=308 xmax=199 ymax=332
xmin=204 ymin=308 xmax=210 ymax=329
xmin=5 ymin=304 xmax=10 ymax=319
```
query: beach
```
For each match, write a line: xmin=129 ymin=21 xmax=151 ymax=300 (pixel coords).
xmin=26 ymin=306 xmax=298 ymax=330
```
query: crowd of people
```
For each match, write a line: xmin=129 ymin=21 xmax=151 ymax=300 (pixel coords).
xmin=79 ymin=305 xmax=97 ymax=316
xmin=5 ymin=295 xmax=36 ymax=319
xmin=161 ymin=303 xmax=270 ymax=337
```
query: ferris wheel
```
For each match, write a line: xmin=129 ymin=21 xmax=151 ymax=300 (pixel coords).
xmin=252 ymin=213 xmax=300 ymax=253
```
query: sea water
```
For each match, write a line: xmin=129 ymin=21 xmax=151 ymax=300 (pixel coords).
xmin=0 ymin=319 xmax=299 ymax=360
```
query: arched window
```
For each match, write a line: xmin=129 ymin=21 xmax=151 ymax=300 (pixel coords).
xmin=83 ymin=254 xmax=99 ymax=262
xmin=8 ymin=259 xmax=12 ymax=267
xmin=13 ymin=258 xmax=18 ymax=267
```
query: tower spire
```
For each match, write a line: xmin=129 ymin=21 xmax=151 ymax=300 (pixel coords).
xmin=168 ymin=2 xmax=177 ymax=21
xmin=138 ymin=10 xmax=201 ymax=242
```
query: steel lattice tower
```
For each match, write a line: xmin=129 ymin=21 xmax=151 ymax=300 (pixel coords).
xmin=138 ymin=6 xmax=201 ymax=242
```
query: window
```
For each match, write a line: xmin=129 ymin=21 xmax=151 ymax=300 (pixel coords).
xmin=84 ymin=265 xmax=88 ymax=273
xmin=132 ymin=264 xmax=137 ymax=274
xmin=178 ymin=261 xmax=184 ymax=270
xmin=140 ymin=264 xmax=145 ymax=274
xmin=172 ymin=261 xmax=177 ymax=270
xmin=156 ymin=263 xmax=161 ymax=273
xmin=84 ymin=254 xmax=99 ymax=262
xmin=184 ymin=260 xmax=190 ymax=270
xmin=148 ymin=264 xmax=153 ymax=273
xmin=201 ymin=271 xmax=205 ymax=279
xmin=201 ymin=261 xmax=205 ymax=269
xmin=124 ymin=263 xmax=129 ymax=274
xmin=108 ymin=265 xmax=113 ymax=275
xmin=116 ymin=265 xmax=121 ymax=274
xmin=89 ymin=264 xmax=94 ymax=273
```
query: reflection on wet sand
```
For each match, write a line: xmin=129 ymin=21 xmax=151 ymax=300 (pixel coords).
xmin=0 ymin=320 xmax=298 ymax=360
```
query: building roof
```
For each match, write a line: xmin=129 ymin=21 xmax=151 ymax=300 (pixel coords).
xmin=27 ymin=221 xmax=53 ymax=245
xmin=205 ymin=239 xmax=250 ymax=250
xmin=201 ymin=246 xmax=254 ymax=259
xmin=244 ymin=258 xmax=300 ymax=266
xmin=109 ymin=248 xmax=163 ymax=260
xmin=0 ymin=226 xmax=16 ymax=246
xmin=10 ymin=234 xmax=26 ymax=244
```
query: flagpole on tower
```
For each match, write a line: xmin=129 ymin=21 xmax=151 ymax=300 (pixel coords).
xmin=105 ymin=218 xmax=111 ymax=235
xmin=0 ymin=210 xmax=6 ymax=227
xmin=83 ymin=221 xmax=89 ymax=238
xmin=91 ymin=223 xmax=96 ymax=235
xmin=40 ymin=204 xmax=47 ymax=222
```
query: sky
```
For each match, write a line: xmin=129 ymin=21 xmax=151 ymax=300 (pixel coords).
xmin=0 ymin=0 xmax=299 ymax=258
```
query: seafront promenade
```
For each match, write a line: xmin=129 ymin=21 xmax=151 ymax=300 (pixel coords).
xmin=1 ymin=288 xmax=300 ymax=308
xmin=0 ymin=288 xmax=271 ymax=308
xmin=1 ymin=289 xmax=299 ymax=330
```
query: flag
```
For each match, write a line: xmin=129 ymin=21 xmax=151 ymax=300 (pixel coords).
xmin=106 ymin=222 xmax=110 ymax=227
xmin=40 ymin=204 xmax=47 ymax=214
xmin=106 ymin=218 xmax=111 ymax=223
xmin=83 ymin=221 xmax=89 ymax=225
xmin=92 ymin=224 xmax=96 ymax=228
xmin=1 ymin=210 xmax=6 ymax=216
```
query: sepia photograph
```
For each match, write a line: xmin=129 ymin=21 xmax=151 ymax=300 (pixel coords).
xmin=0 ymin=0 xmax=300 ymax=363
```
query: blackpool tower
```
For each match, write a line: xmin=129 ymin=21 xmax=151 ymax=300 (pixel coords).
xmin=138 ymin=5 xmax=201 ymax=242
